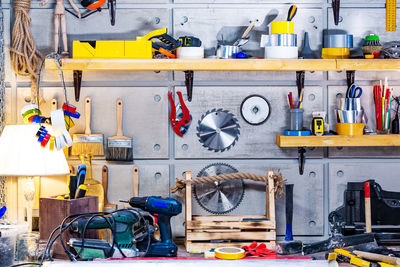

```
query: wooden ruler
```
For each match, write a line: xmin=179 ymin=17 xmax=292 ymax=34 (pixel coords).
xmin=387 ymin=0 xmax=397 ymax=32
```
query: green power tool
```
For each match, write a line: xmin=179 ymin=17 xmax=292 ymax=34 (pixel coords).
xmin=69 ymin=209 xmax=152 ymax=259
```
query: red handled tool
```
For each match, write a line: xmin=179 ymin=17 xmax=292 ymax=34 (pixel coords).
xmin=168 ymin=91 xmax=191 ymax=137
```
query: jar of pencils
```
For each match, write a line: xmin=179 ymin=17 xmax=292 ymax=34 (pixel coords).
xmin=290 ymin=108 xmax=304 ymax=131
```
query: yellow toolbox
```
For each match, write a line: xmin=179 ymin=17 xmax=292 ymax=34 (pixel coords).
xmin=72 ymin=28 xmax=169 ymax=59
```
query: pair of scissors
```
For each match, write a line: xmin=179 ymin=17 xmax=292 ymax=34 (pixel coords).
xmin=346 ymin=84 xmax=362 ymax=98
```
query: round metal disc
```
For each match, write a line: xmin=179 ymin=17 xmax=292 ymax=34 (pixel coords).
xmin=197 ymin=109 xmax=240 ymax=152
xmin=194 ymin=163 xmax=244 ymax=214
xmin=240 ymin=95 xmax=271 ymax=125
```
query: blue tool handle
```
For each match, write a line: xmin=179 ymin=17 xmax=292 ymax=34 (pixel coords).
xmin=285 ymin=223 xmax=293 ymax=241
xmin=157 ymin=214 xmax=172 ymax=243
xmin=0 ymin=206 xmax=6 ymax=220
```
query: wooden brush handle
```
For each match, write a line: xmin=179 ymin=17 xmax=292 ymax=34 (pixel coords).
xmin=353 ymin=250 xmax=400 ymax=265
xmin=85 ymin=97 xmax=91 ymax=135
xmin=102 ymin=165 xmax=109 ymax=205
xmin=51 ymin=99 xmax=57 ymax=111
xmin=133 ymin=165 xmax=139 ymax=197
xmin=116 ymin=98 xmax=123 ymax=137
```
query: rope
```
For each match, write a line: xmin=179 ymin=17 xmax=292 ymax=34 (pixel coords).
xmin=10 ymin=0 xmax=43 ymax=96
xmin=170 ymin=171 xmax=285 ymax=198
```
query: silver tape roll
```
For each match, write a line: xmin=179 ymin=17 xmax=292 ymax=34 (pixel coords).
xmin=216 ymin=45 xmax=240 ymax=58
xmin=324 ymin=34 xmax=353 ymax=48
xmin=260 ymin=34 xmax=297 ymax=47
xmin=176 ymin=47 xmax=204 ymax=59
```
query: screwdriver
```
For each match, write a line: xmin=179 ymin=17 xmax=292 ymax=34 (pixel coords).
xmin=287 ymin=5 xmax=298 ymax=21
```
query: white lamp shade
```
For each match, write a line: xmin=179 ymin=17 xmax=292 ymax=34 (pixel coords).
xmin=0 ymin=124 xmax=69 ymax=176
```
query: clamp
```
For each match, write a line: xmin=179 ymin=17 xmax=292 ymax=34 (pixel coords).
xmin=168 ymin=91 xmax=191 ymax=137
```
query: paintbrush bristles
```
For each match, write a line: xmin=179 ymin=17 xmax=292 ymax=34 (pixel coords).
xmin=106 ymin=147 xmax=133 ymax=161
xmin=71 ymin=142 xmax=104 ymax=156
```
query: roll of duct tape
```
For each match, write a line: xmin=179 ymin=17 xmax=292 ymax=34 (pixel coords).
xmin=214 ymin=247 xmax=245 ymax=260
xmin=265 ymin=46 xmax=298 ymax=59
xmin=21 ymin=104 xmax=39 ymax=115
xmin=261 ymin=34 xmax=297 ymax=47
xmin=51 ymin=109 xmax=67 ymax=130
xmin=176 ymin=47 xmax=204 ymax=59
xmin=323 ymin=34 xmax=353 ymax=48
xmin=271 ymin=21 xmax=294 ymax=34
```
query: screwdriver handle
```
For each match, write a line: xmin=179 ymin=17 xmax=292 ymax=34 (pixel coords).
xmin=287 ymin=5 xmax=298 ymax=21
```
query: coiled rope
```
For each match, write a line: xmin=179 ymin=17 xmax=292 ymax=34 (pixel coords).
xmin=10 ymin=0 xmax=44 ymax=101
xmin=170 ymin=171 xmax=285 ymax=198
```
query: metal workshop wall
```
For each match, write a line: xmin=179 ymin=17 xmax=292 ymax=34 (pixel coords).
xmin=3 ymin=1 xmax=400 ymax=241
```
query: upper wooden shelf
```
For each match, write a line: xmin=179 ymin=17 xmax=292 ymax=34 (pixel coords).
xmin=45 ymin=58 xmax=400 ymax=72
xmin=276 ymin=134 xmax=400 ymax=147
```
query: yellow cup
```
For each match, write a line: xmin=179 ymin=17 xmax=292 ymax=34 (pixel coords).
xmin=271 ymin=21 xmax=294 ymax=34
xmin=321 ymin=48 xmax=350 ymax=59
xmin=336 ymin=123 xmax=364 ymax=136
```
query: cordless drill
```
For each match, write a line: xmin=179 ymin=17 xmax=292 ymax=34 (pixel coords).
xmin=124 ymin=196 xmax=182 ymax=257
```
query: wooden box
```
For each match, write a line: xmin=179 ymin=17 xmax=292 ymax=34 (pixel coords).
xmin=184 ymin=171 xmax=276 ymax=253
xmin=39 ymin=196 xmax=98 ymax=259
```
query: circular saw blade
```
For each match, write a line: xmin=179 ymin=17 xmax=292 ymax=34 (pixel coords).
xmin=194 ymin=163 xmax=244 ymax=214
xmin=197 ymin=109 xmax=240 ymax=152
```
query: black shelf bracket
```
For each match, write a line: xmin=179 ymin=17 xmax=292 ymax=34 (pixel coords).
xmin=73 ymin=70 xmax=83 ymax=102
xmin=296 ymin=71 xmax=305 ymax=97
xmin=184 ymin=70 xmax=194 ymax=102
xmin=346 ymin=70 xmax=355 ymax=88
xmin=298 ymin=147 xmax=306 ymax=175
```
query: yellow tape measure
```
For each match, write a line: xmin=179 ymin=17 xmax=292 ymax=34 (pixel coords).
xmin=386 ymin=0 xmax=397 ymax=32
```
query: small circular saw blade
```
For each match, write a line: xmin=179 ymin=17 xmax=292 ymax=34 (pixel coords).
xmin=196 ymin=109 xmax=240 ymax=152
xmin=194 ymin=163 xmax=244 ymax=214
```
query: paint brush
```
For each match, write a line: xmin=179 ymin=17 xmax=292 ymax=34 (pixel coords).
xmin=71 ymin=97 xmax=104 ymax=156
xmin=106 ymin=98 xmax=133 ymax=162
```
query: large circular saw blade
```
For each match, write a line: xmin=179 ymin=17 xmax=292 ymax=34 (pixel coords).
xmin=197 ymin=109 xmax=240 ymax=152
xmin=194 ymin=163 xmax=244 ymax=214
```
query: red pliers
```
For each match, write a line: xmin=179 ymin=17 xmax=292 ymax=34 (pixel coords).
xmin=242 ymin=241 xmax=277 ymax=257
xmin=168 ymin=91 xmax=191 ymax=137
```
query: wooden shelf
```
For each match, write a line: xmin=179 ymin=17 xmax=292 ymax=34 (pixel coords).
xmin=45 ymin=58 xmax=400 ymax=72
xmin=276 ymin=134 xmax=400 ymax=147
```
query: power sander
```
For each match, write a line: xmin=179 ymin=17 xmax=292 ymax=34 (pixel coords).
xmin=123 ymin=196 xmax=182 ymax=257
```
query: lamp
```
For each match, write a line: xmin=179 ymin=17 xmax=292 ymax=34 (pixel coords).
xmin=0 ymin=124 xmax=69 ymax=230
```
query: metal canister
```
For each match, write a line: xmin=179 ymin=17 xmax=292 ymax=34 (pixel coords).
xmin=260 ymin=34 xmax=297 ymax=47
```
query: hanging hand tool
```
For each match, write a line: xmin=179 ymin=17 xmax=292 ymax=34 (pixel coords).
xmin=287 ymin=5 xmax=298 ymax=21
xmin=332 ymin=0 xmax=340 ymax=25
xmin=365 ymin=181 xmax=372 ymax=233
xmin=102 ymin=165 xmax=117 ymax=210
xmin=168 ymin=91 xmax=191 ymax=137
xmin=65 ymin=0 xmax=116 ymax=26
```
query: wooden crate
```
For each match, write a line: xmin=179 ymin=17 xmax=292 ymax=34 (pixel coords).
xmin=39 ymin=196 xmax=98 ymax=259
xmin=184 ymin=171 xmax=276 ymax=253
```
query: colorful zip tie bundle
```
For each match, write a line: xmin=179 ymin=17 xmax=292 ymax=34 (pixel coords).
xmin=21 ymin=103 xmax=80 ymax=150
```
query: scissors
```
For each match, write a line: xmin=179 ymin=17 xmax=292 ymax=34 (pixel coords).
xmin=346 ymin=84 xmax=362 ymax=98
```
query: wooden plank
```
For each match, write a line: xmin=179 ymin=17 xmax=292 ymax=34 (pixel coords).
xmin=192 ymin=215 xmax=268 ymax=222
xmin=45 ymin=58 xmax=337 ymax=71
xmin=267 ymin=171 xmax=276 ymax=224
xmin=186 ymin=242 xmax=276 ymax=253
xmin=187 ymin=220 xmax=275 ymax=230
xmin=336 ymin=59 xmax=400 ymax=71
xmin=276 ymin=134 xmax=400 ymax=147
xmin=185 ymin=171 xmax=192 ymax=249
xmin=187 ymin=231 xmax=276 ymax=241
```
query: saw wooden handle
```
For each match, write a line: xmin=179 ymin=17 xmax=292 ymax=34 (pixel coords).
xmin=353 ymin=250 xmax=400 ymax=265
xmin=133 ymin=165 xmax=139 ymax=197
xmin=116 ymin=98 xmax=123 ymax=137
xmin=84 ymin=96 xmax=91 ymax=135
xmin=102 ymin=165 xmax=109 ymax=205
xmin=51 ymin=99 xmax=57 ymax=111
